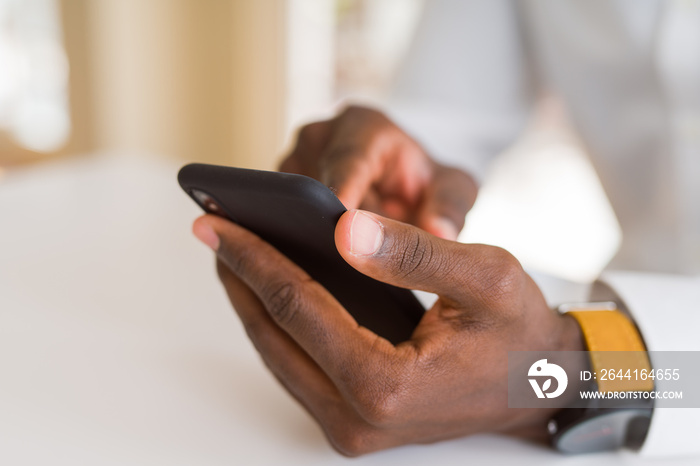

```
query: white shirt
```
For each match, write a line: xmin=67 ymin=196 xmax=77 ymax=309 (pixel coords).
xmin=386 ymin=0 xmax=700 ymax=457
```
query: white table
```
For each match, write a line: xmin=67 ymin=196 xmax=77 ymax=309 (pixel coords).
xmin=0 ymin=156 xmax=694 ymax=465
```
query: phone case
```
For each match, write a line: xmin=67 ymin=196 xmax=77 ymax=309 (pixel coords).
xmin=178 ymin=163 xmax=425 ymax=344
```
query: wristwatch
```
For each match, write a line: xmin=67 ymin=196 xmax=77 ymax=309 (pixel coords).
xmin=549 ymin=302 xmax=654 ymax=454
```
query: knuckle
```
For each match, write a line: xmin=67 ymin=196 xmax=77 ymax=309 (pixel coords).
xmin=355 ymin=391 xmax=403 ymax=427
xmin=341 ymin=104 xmax=380 ymax=118
xmin=471 ymin=246 xmax=524 ymax=303
xmin=297 ymin=122 xmax=322 ymax=145
xmin=436 ymin=170 xmax=477 ymax=218
xmin=262 ymin=280 xmax=304 ymax=327
xmin=218 ymin=241 xmax=252 ymax=278
xmin=390 ymin=229 xmax=442 ymax=282
xmin=326 ymin=425 xmax=373 ymax=457
xmin=349 ymin=368 xmax=408 ymax=427
xmin=339 ymin=105 xmax=392 ymax=131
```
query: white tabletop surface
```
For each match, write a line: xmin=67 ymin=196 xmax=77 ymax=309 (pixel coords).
xmin=0 ymin=156 xmax=696 ymax=465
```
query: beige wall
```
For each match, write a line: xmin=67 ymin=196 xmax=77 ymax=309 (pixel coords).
xmin=59 ymin=0 xmax=288 ymax=169
xmin=0 ymin=0 xmax=93 ymax=166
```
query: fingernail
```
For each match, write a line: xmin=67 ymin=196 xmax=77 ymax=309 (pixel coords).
xmin=349 ymin=210 xmax=383 ymax=255
xmin=193 ymin=222 xmax=220 ymax=250
xmin=430 ymin=217 xmax=458 ymax=241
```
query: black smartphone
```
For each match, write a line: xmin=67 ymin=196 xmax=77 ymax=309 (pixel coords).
xmin=178 ymin=163 xmax=424 ymax=344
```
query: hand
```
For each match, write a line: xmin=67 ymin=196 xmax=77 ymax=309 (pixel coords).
xmin=280 ymin=105 xmax=477 ymax=240
xmin=192 ymin=212 xmax=584 ymax=456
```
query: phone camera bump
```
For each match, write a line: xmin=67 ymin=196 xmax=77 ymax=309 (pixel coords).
xmin=192 ymin=189 xmax=221 ymax=214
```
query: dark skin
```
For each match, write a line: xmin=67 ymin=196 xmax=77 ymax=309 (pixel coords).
xmin=279 ymin=106 xmax=478 ymax=240
xmin=192 ymin=106 xmax=585 ymax=456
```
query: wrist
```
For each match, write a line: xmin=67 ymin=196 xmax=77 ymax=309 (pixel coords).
xmin=548 ymin=305 xmax=653 ymax=453
xmin=558 ymin=313 xmax=586 ymax=352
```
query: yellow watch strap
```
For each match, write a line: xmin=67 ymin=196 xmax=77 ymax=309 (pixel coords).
xmin=567 ymin=309 xmax=654 ymax=392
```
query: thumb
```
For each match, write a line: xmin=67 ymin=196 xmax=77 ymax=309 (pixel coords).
xmin=335 ymin=210 xmax=518 ymax=305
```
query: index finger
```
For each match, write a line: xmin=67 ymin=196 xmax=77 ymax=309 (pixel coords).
xmin=318 ymin=108 xmax=392 ymax=208
xmin=320 ymin=141 xmax=377 ymax=209
xmin=416 ymin=166 xmax=477 ymax=240
xmin=193 ymin=214 xmax=398 ymax=387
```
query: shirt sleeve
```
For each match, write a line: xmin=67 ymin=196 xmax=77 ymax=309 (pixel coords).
xmin=384 ymin=0 xmax=536 ymax=183
xmin=591 ymin=271 xmax=700 ymax=457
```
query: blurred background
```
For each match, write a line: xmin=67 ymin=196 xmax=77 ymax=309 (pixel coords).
xmin=0 ymin=3 xmax=627 ymax=460
xmin=0 ymin=0 xmax=620 ymax=284
xmin=0 ymin=0 xmax=424 ymax=168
